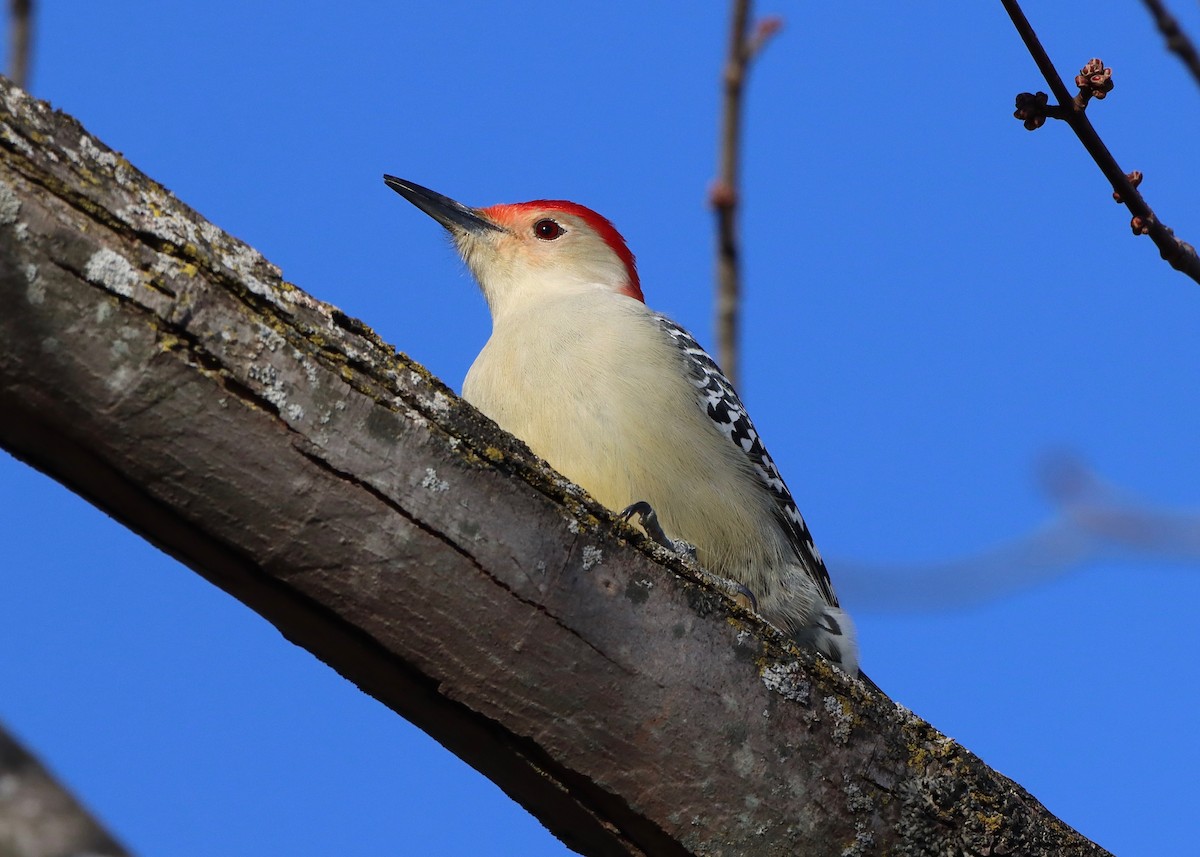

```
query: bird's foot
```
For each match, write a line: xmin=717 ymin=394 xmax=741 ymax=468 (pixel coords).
xmin=618 ymin=501 xmax=697 ymax=560
xmin=618 ymin=501 xmax=756 ymax=610
xmin=715 ymin=576 xmax=758 ymax=613
xmin=689 ymin=568 xmax=757 ymax=612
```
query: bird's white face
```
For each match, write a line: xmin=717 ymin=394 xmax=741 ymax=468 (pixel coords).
xmin=454 ymin=201 xmax=643 ymax=320
xmin=382 ymin=177 xmax=642 ymax=320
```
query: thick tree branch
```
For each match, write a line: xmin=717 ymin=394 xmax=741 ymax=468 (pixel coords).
xmin=0 ymin=76 xmax=1107 ymax=856
xmin=1002 ymin=0 xmax=1200 ymax=284
xmin=0 ymin=721 xmax=132 ymax=857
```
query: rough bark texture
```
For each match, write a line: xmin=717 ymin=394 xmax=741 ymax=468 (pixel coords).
xmin=0 ymin=722 xmax=132 ymax=857
xmin=0 ymin=76 xmax=1109 ymax=857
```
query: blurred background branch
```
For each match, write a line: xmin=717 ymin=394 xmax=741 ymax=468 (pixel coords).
xmin=711 ymin=0 xmax=780 ymax=387
xmin=836 ymin=452 xmax=1200 ymax=612
xmin=7 ymin=0 xmax=31 ymax=89
xmin=1140 ymin=0 xmax=1200 ymax=88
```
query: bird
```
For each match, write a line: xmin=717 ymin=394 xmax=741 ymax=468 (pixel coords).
xmin=384 ymin=175 xmax=860 ymax=677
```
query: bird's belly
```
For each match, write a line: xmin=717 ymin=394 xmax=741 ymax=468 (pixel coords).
xmin=464 ymin=336 xmax=781 ymax=581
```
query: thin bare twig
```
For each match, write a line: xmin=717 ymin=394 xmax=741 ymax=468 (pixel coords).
xmin=1140 ymin=0 xmax=1200 ymax=89
xmin=1002 ymin=0 xmax=1200 ymax=284
xmin=712 ymin=0 xmax=781 ymax=388
xmin=8 ymin=0 xmax=31 ymax=90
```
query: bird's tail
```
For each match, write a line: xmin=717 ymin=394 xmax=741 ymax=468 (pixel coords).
xmin=794 ymin=605 xmax=860 ymax=679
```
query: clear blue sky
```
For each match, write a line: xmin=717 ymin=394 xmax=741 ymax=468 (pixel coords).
xmin=3 ymin=2 xmax=1198 ymax=854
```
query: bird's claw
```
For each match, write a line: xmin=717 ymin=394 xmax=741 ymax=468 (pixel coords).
xmin=619 ymin=500 xmax=671 ymax=547
xmin=703 ymin=575 xmax=757 ymax=612
xmin=618 ymin=500 xmax=697 ymax=560
xmin=619 ymin=501 xmax=754 ymax=609
xmin=731 ymin=580 xmax=758 ymax=612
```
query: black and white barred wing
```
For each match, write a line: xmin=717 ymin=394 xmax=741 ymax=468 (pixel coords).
xmin=655 ymin=315 xmax=839 ymax=607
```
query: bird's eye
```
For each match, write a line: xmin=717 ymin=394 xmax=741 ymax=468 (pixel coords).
xmin=534 ymin=219 xmax=564 ymax=240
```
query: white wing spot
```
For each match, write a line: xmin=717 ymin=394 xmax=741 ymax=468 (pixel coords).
xmin=655 ymin=315 xmax=837 ymax=607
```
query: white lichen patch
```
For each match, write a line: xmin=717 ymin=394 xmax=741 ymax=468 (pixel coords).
xmin=427 ymin=391 xmax=451 ymax=417
xmin=103 ymin=326 xmax=143 ymax=393
xmin=559 ymin=480 xmax=586 ymax=498
xmin=892 ymin=700 xmax=920 ymax=725
xmin=79 ymin=134 xmax=118 ymax=169
xmin=0 ymin=180 xmax=21 ymax=224
xmin=823 ymin=696 xmax=853 ymax=745
xmin=84 ymin=248 xmax=139 ymax=297
xmin=220 ymin=241 xmax=277 ymax=299
xmin=106 ymin=365 xmax=134 ymax=393
xmin=403 ymin=409 xmax=429 ymax=430
xmin=844 ymin=778 xmax=873 ymax=814
xmin=420 ymin=467 xmax=449 ymax=493
xmin=150 ymin=254 xmax=178 ymax=277
xmin=0 ymin=122 xmax=34 ymax=158
xmin=2 ymin=85 xmax=24 ymax=118
xmin=23 ymin=264 xmax=43 ymax=304
xmin=151 ymin=250 xmax=198 ymax=281
xmin=580 ymin=545 xmax=603 ymax=570
xmin=760 ymin=662 xmax=810 ymax=705
xmin=841 ymin=821 xmax=875 ymax=857
xmin=257 ymin=326 xmax=285 ymax=354
xmin=730 ymin=743 xmax=756 ymax=778
xmin=566 ymin=518 xmax=580 ymax=535
xmin=199 ymin=221 xmax=222 ymax=244
xmin=299 ymin=356 xmax=318 ymax=384
xmin=246 ymin=363 xmax=288 ymax=410
xmin=285 ymin=402 xmax=305 ymax=422
xmin=122 ymin=199 xmax=200 ymax=248
xmin=408 ymin=388 xmax=450 ymax=422
xmin=280 ymin=287 xmax=316 ymax=309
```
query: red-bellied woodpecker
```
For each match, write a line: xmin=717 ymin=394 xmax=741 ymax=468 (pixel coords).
xmin=384 ymin=175 xmax=860 ymax=677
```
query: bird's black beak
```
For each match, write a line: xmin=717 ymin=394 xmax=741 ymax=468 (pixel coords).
xmin=383 ymin=175 xmax=503 ymax=235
